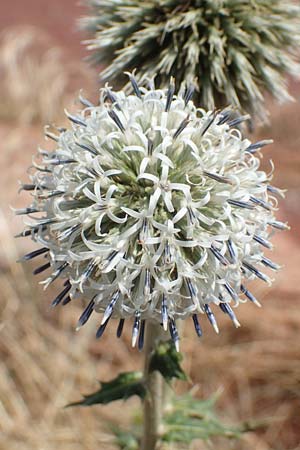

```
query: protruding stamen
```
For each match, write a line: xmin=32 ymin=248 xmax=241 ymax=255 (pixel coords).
xmin=161 ymin=295 xmax=168 ymax=331
xmin=76 ymin=141 xmax=98 ymax=156
xmin=51 ymin=281 xmax=71 ymax=307
xmin=267 ymin=185 xmax=284 ymax=197
xmin=76 ymin=298 xmax=95 ymax=330
xmin=169 ymin=318 xmax=180 ymax=352
xmin=240 ymin=284 xmax=261 ymax=307
xmin=242 ymin=261 xmax=270 ymax=283
xmin=144 ymin=268 xmax=151 ymax=297
xmin=268 ymin=220 xmax=289 ymax=231
xmin=261 ymin=256 xmax=280 ymax=271
xmin=33 ymin=262 xmax=51 ymax=275
xmin=46 ymin=262 xmax=68 ymax=286
xmin=245 ymin=139 xmax=273 ymax=154
xmin=227 ymin=239 xmax=237 ymax=263
xmin=219 ymin=302 xmax=240 ymax=328
xmin=210 ymin=245 xmax=230 ymax=266
xmin=62 ymin=296 xmax=71 ymax=306
xmin=108 ymin=110 xmax=125 ymax=132
xmin=203 ymin=304 xmax=219 ymax=334
xmin=147 ymin=138 xmax=154 ymax=157
xmin=138 ymin=320 xmax=145 ymax=351
xmin=227 ymin=199 xmax=254 ymax=210
xmin=127 ymin=73 xmax=142 ymax=98
xmin=192 ymin=314 xmax=202 ymax=337
xmin=253 ymin=234 xmax=273 ymax=249
xmin=165 ymin=77 xmax=175 ymax=111
xmin=250 ymin=196 xmax=272 ymax=211
xmin=79 ymin=93 xmax=94 ymax=108
xmin=105 ymin=89 xmax=121 ymax=110
xmin=58 ymin=224 xmax=81 ymax=242
xmin=224 ymin=282 xmax=239 ymax=302
xmin=203 ymin=171 xmax=231 ymax=184
xmin=116 ymin=318 xmax=125 ymax=338
xmin=200 ymin=112 xmax=216 ymax=136
xmin=184 ymin=84 xmax=195 ymax=106
xmin=45 ymin=158 xmax=76 ymax=166
xmin=96 ymin=316 xmax=110 ymax=339
xmin=132 ymin=312 xmax=141 ymax=347
xmin=19 ymin=183 xmax=36 ymax=191
xmin=101 ymin=291 xmax=120 ymax=325
xmin=19 ymin=247 xmax=49 ymax=262
xmin=227 ymin=114 xmax=250 ymax=128
xmin=173 ymin=115 xmax=190 ymax=139
xmin=217 ymin=109 xmax=232 ymax=125
xmin=65 ymin=111 xmax=87 ymax=127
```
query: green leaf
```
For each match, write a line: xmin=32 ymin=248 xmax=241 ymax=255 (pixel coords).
xmin=162 ymin=393 xmax=242 ymax=444
xmin=66 ymin=371 xmax=146 ymax=407
xmin=149 ymin=341 xmax=188 ymax=382
xmin=110 ymin=426 xmax=139 ymax=450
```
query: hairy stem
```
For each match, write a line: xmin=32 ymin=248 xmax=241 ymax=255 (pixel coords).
xmin=142 ymin=322 xmax=166 ymax=450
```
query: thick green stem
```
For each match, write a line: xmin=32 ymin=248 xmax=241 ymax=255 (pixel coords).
xmin=142 ymin=322 xmax=165 ymax=450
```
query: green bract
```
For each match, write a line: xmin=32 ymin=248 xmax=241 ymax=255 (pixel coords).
xmin=81 ymin=0 xmax=300 ymax=118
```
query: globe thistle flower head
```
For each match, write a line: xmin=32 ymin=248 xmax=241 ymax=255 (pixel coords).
xmin=81 ymin=0 xmax=300 ymax=119
xmin=17 ymin=74 xmax=287 ymax=350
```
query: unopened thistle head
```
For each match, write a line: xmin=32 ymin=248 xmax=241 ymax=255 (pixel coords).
xmin=81 ymin=0 xmax=300 ymax=118
xmin=16 ymin=75 xmax=287 ymax=350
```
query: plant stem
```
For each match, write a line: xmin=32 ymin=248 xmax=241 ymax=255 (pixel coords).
xmin=142 ymin=322 xmax=165 ymax=450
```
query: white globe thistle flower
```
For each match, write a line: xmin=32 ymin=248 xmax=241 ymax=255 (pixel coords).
xmin=17 ymin=75 xmax=287 ymax=350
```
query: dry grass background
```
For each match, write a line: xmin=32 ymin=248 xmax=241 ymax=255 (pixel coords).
xmin=0 ymin=19 xmax=300 ymax=450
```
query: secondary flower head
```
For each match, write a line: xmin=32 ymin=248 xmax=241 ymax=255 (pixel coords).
xmin=81 ymin=0 xmax=300 ymax=119
xmin=17 ymin=75 xmax=287 ymax=350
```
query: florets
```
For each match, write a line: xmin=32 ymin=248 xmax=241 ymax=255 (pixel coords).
xmin=81 ymin=0 xmax=300 ymax=118
xmin=17 ymin=76 xmax=287 ymax=349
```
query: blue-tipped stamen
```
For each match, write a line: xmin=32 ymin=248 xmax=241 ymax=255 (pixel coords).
xmin=51 ymin=281 xmax=71 ymax=307
xmin=246 ymin=139 xmax=273 ymax=154
xmin=210 ymin=245 xmax=230 ymax=266
xmin=77 ymin=298 xmax=95 ymax=330
xmin=203 ymin=304 xmax=219 ymax=333
xmin=192 ymin=314 xmax=202 ymax=337
xmin=138 ymin=320 xmax=145 ymax=351
xmin=261 ymin=256 xmax=280 ymax=270
xmin=33 ymin=262 xmax=51 ymax=275
xmin=250 ymin=196 xmax=272 ymax=211
xmin=173 ymin=116 xmax=190 ymax=139
xmin=219 ymin=301 xmax=240 ymax=328
xmin=242 ymin=261 xmax=270 ymax=283
xmin=165 ymin=78 xmax=175 ymax=112
xmin=240 ymin=284 xmax=261 ymax=307
xmin=184 ymin=84 xmax=195 ymax=106
xmin=227 ymin=199 xmax=254 ymax=210
xmin=116 ymin=318 xmax=125 ymax=338
xmin=19 ymin=247 xmax=49 ymax=262
xmin=227 ymin=239 xmax=237 ymax=262
xmin=101 ymin=291 xmax=120 ymax=325
xmin=169 ymin=318 xmax=180 ymax=352
xmin=161 ymin=295 xmax=168 ymax=331
xmin=96 ymin=316 xmax=110 ymax=339
xmin=108 ymin=110 xmax=125 ymax=132
xmin=253 ymin=234 xmax=273 ymax=249
xmin=132 ymin=312 xmax=141 ymax=347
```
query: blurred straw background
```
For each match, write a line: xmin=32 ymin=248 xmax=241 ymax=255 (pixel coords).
xmin=0 ymin=1 xmax=299 ymax=449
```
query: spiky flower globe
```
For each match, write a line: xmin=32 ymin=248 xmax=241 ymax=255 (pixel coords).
xmin=17 ymin=75 xmax=287 ymax=350
xmin=81 ymin=0 xmax=300 ymax=118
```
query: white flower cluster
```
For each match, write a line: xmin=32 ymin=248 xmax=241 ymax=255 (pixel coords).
xmin=17 ymin=76 xmax=287 ymax=349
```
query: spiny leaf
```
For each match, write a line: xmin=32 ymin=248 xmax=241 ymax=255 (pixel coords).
xmin=162 ymin=393 xmax=242 ymax=444
xmin=66 ymin=371 xmax=146 ymax=407
xmin=149 ymin=341 xmax=188 ymax=382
